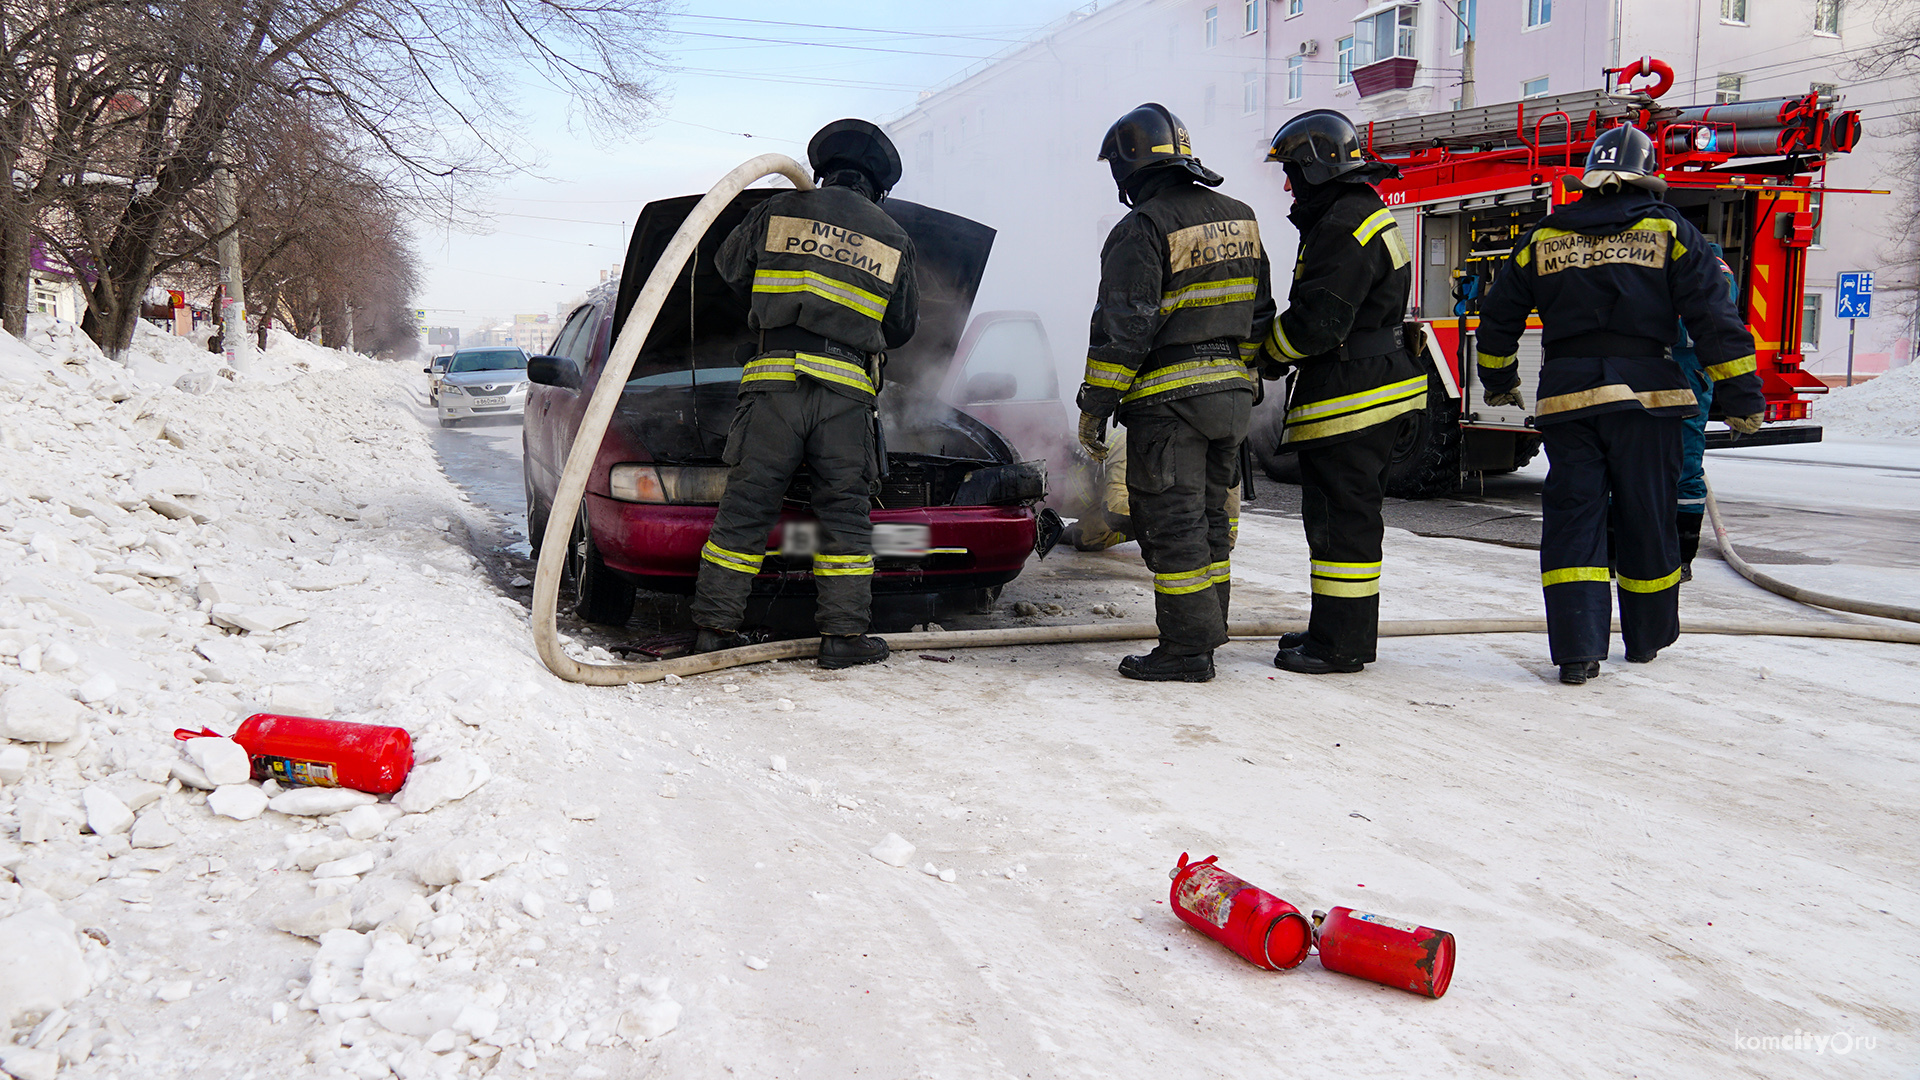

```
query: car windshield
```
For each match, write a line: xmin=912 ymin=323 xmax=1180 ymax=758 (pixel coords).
xmin=449 ymin=349 xmax=526 ymax=373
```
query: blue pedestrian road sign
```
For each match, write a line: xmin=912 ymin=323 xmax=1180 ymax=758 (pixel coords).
xmin=1836 ymin=272 xmax=1873 ymax=319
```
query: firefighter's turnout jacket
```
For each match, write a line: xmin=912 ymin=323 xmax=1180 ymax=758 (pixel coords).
xmin=1474 ymin=189 xmax=1764 ymax=423
xmin=1075 ymin=180 xmax=1276 ymax=420
xmin=1263 ymin=184 xmax=1423 ymax=448
xmin=716 ymin=186 xmax=920 ymax=404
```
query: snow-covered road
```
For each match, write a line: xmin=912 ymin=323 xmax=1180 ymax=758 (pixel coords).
xmin=2 ymin=328 xmax=1914 ymax=1080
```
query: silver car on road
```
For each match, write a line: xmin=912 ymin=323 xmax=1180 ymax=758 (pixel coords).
xmin=437 ymin=347 xmax=531 ymax=427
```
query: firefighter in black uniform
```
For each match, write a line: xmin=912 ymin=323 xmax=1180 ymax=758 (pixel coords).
xmin=1262 ymin=110 xmax=1423 ymax=675
xmin=690 ymin=119 xmax=920 ymax=669
xmin=1076 ymin=103 xmax=1275 ymax=683
xmin=1475 ymin=126 xmax=1765 ymax=685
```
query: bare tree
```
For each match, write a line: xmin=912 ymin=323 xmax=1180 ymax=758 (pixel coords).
xmin=1856 ymin=2 xmax=1920 ymax=342
xmin=7 ymin=0 xmax=669 ymax=355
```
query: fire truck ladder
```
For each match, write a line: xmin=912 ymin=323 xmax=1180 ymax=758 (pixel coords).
xmin=1362 ymin=90 xmax=1675 ymax=158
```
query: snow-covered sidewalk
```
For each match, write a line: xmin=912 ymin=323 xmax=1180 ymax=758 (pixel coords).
xmin=2 ymin=320 xmax=1915 ymax=1079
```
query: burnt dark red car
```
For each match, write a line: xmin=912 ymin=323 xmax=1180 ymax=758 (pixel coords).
xmin=522 ymin=190 xmax=1061 ymax=630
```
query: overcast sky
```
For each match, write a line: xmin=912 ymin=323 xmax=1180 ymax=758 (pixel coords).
xmin=413 ymin=2 xmax=1085 ymax=333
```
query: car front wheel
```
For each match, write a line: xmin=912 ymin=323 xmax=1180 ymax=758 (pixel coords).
xmin=567 ymin=503 xmax=635 ymax=626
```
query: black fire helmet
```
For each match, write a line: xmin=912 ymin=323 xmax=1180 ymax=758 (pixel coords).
xmin=1098 ymin=103 xmax=1225 ymax=193
xmin=808 ymin=119 xmax=903 ymax=194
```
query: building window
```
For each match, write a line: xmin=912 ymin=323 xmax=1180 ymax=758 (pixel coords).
xmin=1721 ymin=0 xmax=1748 ymax=24
xmin=1809 ymin=193 xmax=1825 ymax=247
xmin=1814 ymin=0 xmax=1841 ymax=35
xmin=1453 ymin=0 xmax=1475 ymax=50
xmin=1244 ymin=0 xmax=1260 ymax=34
xmin=1205 ymin=6 xmax=1218 ymax=48
xmin=1243 ymin=71 xmax=1261 ymax=114
xmin=1803 ymin=293 xmax=1822 ymax=348
xmin=1288 ymin=55 xmax=1305 ymax=101
xmin=1288 ymin=0 xmax=1305 ymax=17
xmin=1522 ymin=76 xmax=1550 ymax=98
xmin=1526 ymin=0 xmax=1550 ymax=28
xmin=1354 ymin=5 xmax=1416 ymax=66
xmin=1336 ymin=35 xmax=1355 ymax=83
xmin=1717 ymin=74 xmax=1744 ymax=103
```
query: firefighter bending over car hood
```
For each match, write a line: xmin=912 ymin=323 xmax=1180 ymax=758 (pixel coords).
xmin=690 ymin=119 xmax=920 ymax=670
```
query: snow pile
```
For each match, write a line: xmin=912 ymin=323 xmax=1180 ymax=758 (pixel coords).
xmin=0 ymin=322 xmax=677 ymax=1076
xmin=1811 ymin=362 xmax=1920 ymax=438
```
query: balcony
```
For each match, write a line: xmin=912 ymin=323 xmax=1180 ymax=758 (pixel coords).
xmin=1352 ymin=57 xmax=1418 ymax=97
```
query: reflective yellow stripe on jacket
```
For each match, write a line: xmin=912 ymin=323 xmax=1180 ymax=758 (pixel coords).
xmin=752 ymin=268 xmax=887 ymax=320
xmin=1159 ymin=277 xmax=1258 ymax=314
xmin=742 ymin=353 xmax=876 ymax=397
xmin=1281 ymin=375 xmax=1427 ymax=445
xmin=1120 ymin=358 xmax=1253 ymax=403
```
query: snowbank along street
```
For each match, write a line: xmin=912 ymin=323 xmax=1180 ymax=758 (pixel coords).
xmin=1 ymin=323 xmax=1916 ymax=1079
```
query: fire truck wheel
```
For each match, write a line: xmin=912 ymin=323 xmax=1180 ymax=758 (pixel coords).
xmin=568 ymin=502 xmax=636 ymax=627
xmin=1382 ymin=373 xmax=1462 ymax=500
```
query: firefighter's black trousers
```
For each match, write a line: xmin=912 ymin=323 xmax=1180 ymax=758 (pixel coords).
xmin=691 ymin=380 xmax=875 ymax=637
xmin=1296 ymin=419 xmax=1399 ymax=665
xmin=1123 ymin=390 xmax=1250 ymax=656
xmin=1539 ymin=408 xmax=1683 ymax=664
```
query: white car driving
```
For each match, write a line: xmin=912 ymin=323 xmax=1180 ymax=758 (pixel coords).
xmin=437 ymin=347 xmax=531 ymax=427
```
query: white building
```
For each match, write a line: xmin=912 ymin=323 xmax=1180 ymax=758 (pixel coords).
xmin=887 ymin=0 xmax=1913 ymax=378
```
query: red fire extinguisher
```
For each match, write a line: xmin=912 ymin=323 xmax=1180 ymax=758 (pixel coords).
xmin=175 ymin=714 xmax=413 ymax=795
xmin=1167 ymin=853 xmax=1313 ymax=971
xmin=1312 ymin=906 xmax=1456 ymax=998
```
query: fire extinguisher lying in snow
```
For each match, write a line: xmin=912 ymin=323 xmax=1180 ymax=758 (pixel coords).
xmin=175 ymin=713 xmax=413 ymax=794
xmin=1168 ymin=853 xmax=1456 ymax=998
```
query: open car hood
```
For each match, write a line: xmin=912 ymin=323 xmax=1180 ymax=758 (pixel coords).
xmin=612 ymin=189 xmax=995 ymax=395
xmin=605 ymin=189 xmax=1020 ymax=472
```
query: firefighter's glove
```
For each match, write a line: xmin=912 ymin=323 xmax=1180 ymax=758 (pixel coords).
xmin=1077 ymin=412 xmax=1110 ymax=461
xmin=1483 ymin=387 xmax=1525 ymax=409
xmin=1726 ymin=413 xmax=1764 ymax=435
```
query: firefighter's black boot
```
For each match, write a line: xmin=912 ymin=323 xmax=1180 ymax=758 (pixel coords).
xmin=1559 ymin=660 xmax=1601 ymax=685
xmin=1118 ymin=647 xmax=1214 ymax=683
xmin=1676 ymin=510 xmax=1704 ymax=583
xmin=818 ymin=634 xmax=889 ymax=670
xmin=1276 ymin=631 xmax=1307 ymax=650
xmin=694 ymin=628 xmax=752 ymax=654
xmin=1273 ymin=644 xmax=1364 ymax=675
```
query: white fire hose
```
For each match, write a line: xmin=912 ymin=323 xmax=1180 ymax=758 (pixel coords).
xmin=530 ymin=156 xmax=1920 ymax=686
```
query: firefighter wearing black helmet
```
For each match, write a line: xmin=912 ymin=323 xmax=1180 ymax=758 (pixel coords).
xmin=1475 ymin=124 xmax=1765 ymax=685
xmin=1263 ymin=108 xmax=1421 ymax=676
xmin=691 ymin=119 xmax=921 ymax=669
xmin=1075 ymin=102 xmax=1276 ymax=683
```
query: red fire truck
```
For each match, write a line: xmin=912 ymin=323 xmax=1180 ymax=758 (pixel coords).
xmin=1249 ymin=57 xmax=1874 ymax=498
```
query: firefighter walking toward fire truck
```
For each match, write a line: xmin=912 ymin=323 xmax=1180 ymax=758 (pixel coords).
xmin=1262 ymin=109 xmax=1424 ymax=675
xmin=690 ymin=119 xmax=919 ymax=669
xmin=1475 ymin=125 xmax=1765 ymax=685
xmin=1076 ymin=102 xmax=1274 ymax=683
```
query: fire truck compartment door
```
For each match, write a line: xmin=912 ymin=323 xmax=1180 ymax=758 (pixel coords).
xmin=1463 ymin=327 xmax=1543 ymax=431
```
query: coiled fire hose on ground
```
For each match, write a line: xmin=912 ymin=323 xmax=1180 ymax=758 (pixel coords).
xmin=1704 ymin=479 xmax=1920 ymax=624
xmin=530 ymin=156 xmax=1920 ymax=686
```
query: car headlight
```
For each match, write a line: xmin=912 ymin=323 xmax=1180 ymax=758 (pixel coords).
xmin=610 ymin=464 xmax=730 ymax=504
xmin=441 ymin=384 xmax=465 ymax=395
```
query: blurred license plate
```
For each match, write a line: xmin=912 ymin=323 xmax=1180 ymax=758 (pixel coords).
xmin=471 ymin=396 xmax=505 ymax=407
xmin=778 ymin=522 xmax=928 ymax=558
xmin=873 ymin=524 xmax=929 ymax=557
